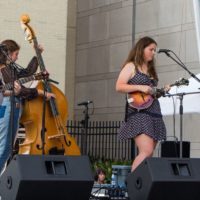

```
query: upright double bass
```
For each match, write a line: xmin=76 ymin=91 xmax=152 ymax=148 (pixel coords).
xmin=19 ymin=14 xmax=80 ymax=155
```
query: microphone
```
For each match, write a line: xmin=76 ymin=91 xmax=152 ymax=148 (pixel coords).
xmin=77 ymin=100 xmax=93 ymax=106
xmin=156 ymin=48 xmax=171 ymax=54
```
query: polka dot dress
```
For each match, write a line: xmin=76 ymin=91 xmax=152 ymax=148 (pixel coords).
xmin=118 ymin=71 xmax=166 ymax=141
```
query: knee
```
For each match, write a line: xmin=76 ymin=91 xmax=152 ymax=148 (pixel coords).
xmin=140 ymin=149 xmax=154 ymax=158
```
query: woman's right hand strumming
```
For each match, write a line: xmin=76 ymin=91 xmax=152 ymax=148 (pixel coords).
xmin=138 ymin=85 xmax=153 ymax=94
xmin=14 ymin=81 xmax=22 ymax=95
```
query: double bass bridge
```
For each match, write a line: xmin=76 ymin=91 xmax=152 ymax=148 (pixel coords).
xmin=48 ymin=134 xmax=66 ymax=140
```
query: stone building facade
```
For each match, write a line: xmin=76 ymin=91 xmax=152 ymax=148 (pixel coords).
xmin=0 ymin=0 xmax=200 ymax=157
xmin=75 ymin=0 xmax=200 ymax=157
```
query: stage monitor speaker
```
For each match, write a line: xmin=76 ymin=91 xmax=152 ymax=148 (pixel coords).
xmin=161 ymin=141 xmax=190 ymax=158
xmin=127 ymin=158 xmax=200 ymax=200
xmin=0 ymin=155 xmax=94 ymax=200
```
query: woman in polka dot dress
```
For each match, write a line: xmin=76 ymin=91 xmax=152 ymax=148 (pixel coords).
xmin=116 ymin=36 xmax=170 ymax=172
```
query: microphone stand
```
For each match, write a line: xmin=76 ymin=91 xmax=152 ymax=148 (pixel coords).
xmin=162 ymin=50 xmax=200 ymax=158
xmin=80 ymin=104 xmax=90 ymax=155
xmin=164 ymin=51 xmax=200 ymax=83
xmin=164 ymin=91 xmax=200 ymax=158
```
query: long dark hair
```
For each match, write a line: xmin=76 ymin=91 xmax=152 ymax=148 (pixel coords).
xmin=0 ymin=40 xmax=20 ymax=65
xmin=122 ymin=36 xmax=158 ymax=80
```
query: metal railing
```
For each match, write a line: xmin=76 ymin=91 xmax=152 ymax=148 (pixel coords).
xmin=16 ymin=121 xmax=134 ymax=160
xmin=67 ymin=120 xmax=134 ymax=160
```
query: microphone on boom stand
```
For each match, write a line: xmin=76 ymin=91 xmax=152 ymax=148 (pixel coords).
xmin=77 ymin=100 xmax=93 ymax=106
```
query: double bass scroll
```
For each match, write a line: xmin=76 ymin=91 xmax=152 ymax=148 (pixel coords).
xmin=19 ymin=14 xmax=81 ymax=156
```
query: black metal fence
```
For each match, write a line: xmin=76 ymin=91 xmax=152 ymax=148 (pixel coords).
xmin=67 ymin=120 xmax=134 ymax=161
xmin=16 ymin=121 xmax=134 ymax=161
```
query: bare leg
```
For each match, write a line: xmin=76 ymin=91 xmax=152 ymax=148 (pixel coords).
xmin=131 ymin=134 xmax=157 ymax=172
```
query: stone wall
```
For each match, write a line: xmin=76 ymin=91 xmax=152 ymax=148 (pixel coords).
xmin=75 ymin=0 xmax=133 ymax=121
xmin=0 ymin=0 xmax=77 ymax=119
xmin=75 ymin=0 xmax=200 ymax=157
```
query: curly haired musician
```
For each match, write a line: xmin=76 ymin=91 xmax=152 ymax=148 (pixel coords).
xmin=0 ymin=39 xmax=55 ymax=175
xmin=116 ymin=36 xmax=170 ymax=172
